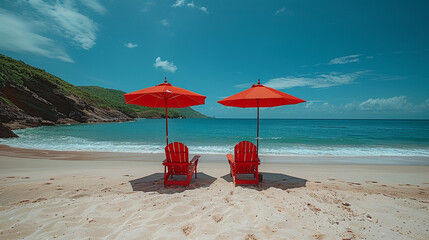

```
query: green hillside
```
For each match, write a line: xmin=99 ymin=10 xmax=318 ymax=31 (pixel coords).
xmin=0 ymin=54 xmax=109 ymax=109
xmin=0 ymin=53 xmax=207 ymax=121
xmin=78 ymin=86 xmax=207 ymax=119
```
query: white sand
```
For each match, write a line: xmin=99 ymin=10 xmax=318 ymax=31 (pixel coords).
xmin=1 ymin=145 xmax=428 ymax=239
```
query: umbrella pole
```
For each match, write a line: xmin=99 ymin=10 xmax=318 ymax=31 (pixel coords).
xmin=257 ymin=100 xmax=259 ymax=152
xmin=165 ymin=99 xmax=168 ymax=146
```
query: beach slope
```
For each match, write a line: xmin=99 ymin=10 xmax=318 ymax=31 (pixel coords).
xmin=1 ymin=146 xmax=428 ymax=239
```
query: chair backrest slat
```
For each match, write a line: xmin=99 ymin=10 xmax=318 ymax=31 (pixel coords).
xmin=165 ymin=142 xmax=189 ymax=163
xmin=165 ymin=142 xmax=189 ymax=175
xmin=234 ymin=141 xmax=257 ymax=162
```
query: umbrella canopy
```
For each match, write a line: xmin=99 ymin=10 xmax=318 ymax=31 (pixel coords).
xmin=124 ymin=77 xmax=206 ymax=145
xmin=124 ymin=78 xmax=206 ymax=108
xmin=218 ymin=80 xmax=305 ymax=108
xmin=218 ymin=79 xmax=305 ymax=150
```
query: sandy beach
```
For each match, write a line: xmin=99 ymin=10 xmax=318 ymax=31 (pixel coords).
xmin=0 ymin=145 xmax=428 ymax=240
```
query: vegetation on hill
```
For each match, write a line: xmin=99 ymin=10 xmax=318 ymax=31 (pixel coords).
xmin=0 ymin=54 xmax=108 ymax=107
xmin=0 ymin=54 xmax=207 ymax=120
xmin=78 ymin=86 xmax=207 ymax=118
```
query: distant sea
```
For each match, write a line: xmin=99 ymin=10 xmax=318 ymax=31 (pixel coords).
xmin=2 ymin=119 xmax=429 ymax=158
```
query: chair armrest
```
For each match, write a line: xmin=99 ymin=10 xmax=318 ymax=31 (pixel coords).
xmin=226 ymin=154 xmax=234 ymax=165
xmin=190 ymin=155 xmax=200 ymax=165
xmin=162 ymin=162 xmax=191 ymax=166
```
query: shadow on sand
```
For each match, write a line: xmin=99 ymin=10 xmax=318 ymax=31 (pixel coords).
xmin=129 ymin=172 xmax=216 ymax=193
xmin=221 ymin=172 xmax=307 ymax=191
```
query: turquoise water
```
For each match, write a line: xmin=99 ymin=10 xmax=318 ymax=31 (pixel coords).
xmin=2 ymin=119 xmax=429 ymax=156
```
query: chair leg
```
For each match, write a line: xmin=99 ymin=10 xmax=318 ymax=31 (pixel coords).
xmin=164 ymin=166 xmax=167 ymax=187
xmin=256 ymin=172 xmax=259 ymax=187
xmin=233 ymin=171 xmax=237 ymax=186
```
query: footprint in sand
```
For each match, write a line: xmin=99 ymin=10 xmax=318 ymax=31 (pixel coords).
xmin=306 ymin=203 xmax=321 ymax=212
xmin=182 ymin=223 xmax=195 ymax=236
xmin=33 ymin=198 xmax=47 ymax=203
xmin=17 ymin=199 xmax=30 ymax=205
xmin=71 ymin=193 xmax=88 ymax=199
xmin=212 ymin=214 xmax=223 ymax=223
xmin=366 ymin=181 xmax=378 ymax=184
xmin=245 ymin=234 xmax=258 ymax=240
xmin=313 ymin=234 xmax=324 ymax=240
xmin=75 ymin=188 xmax=88 ymax=192
xmin=348 ymin=182 xmax=361 ymax=186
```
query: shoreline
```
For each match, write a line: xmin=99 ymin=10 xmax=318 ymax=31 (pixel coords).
xmin=4 ymin=118 xmax=429 ymax=160
xmin=1 ymin=144 xmax=428 ymax=239
xmin=1 ymin=144 xmax=429 ymax=165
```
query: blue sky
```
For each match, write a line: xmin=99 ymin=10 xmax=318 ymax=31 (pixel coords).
xmin=1 ymin=0 xmax=429 ymax=119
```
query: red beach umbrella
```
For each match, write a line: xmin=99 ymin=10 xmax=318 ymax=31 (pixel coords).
xmin=124 ymin=77 xmax=206 ymax=145
xmin=218 ymin=79 xmax=306 ymax=150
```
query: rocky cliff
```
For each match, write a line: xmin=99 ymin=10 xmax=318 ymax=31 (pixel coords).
xmin=0 ymin=54 xmax=208 ymax=138
xmin=0 ymin=54 xmax=132 ymax=136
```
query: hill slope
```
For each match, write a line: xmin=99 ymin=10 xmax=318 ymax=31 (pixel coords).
xmin=0 ymin=54 xmax=207 ymax=137
xmin=77 ymin=86 xmax=207 ymax=119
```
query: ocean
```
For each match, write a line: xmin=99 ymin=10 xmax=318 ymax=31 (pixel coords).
xmin=1 ymin=119 xmax=429 ymax=157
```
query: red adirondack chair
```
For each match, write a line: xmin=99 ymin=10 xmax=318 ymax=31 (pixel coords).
xmin=163 ymin=142 xmax=200 ymax=187
xmin=227 ymin=141 xmax=261 ymax=186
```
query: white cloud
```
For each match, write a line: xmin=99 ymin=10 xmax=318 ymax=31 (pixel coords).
xmin=304 ymin=101 xmax=321 ymax=109
xmin=79 ymin=0 xmax=106 ymax=14
xmin=28 ymin=0 xmax=99 ymax=50
xmin=368 ymin=75 xmax=407 ymax=81
xmin=125 ymin=43 xmax=138 ymax=48
xmin=172 ymin=0 xmax=186 ymax=7
xmin=0 ymin=8 xmax=73 ymax=63
xmin=358 ymin=96 xmax=408 ymax=111
xmin=187 ymin=2 xmax=195 ymax=8
xmin=200 ymin=6 xmax=208 ymax=13
xmin=154 ymin=57 xmax=177 ymax=73
xmin=262 ymin=71 xmax=368 ymax=89
xmin=294 ymin=96 xmax=429 ymax=117
xmin=159 ymin=19 xmax=169 ymax=26
xmin=275 ymin=7 xmax=286 ymax=15
xmin=172 ymin=0 xmax=208 ymax=13
xmin=345 ymin=96 xmax=420 ymax=112
xmin=329 ymin=54 xmax=362 ymax=65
